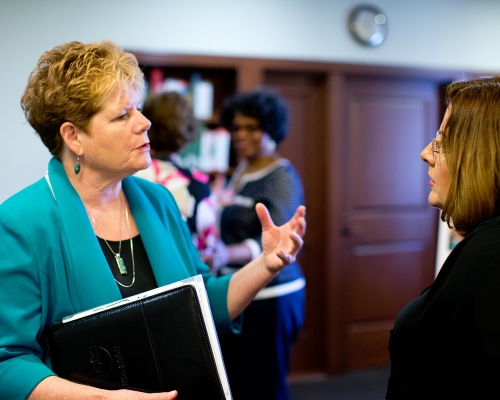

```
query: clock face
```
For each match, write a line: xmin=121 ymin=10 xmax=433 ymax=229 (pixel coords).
xmin=349 ymin=5 xmax=388 ymax=47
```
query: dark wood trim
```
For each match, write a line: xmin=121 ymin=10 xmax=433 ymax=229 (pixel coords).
xmin=134 ymin=52 xmax=477 ymax=83
xmin=237 ymin=60 xmax=263 ymax=90
xmin=324 ymin=71 xmax=350 ymax=374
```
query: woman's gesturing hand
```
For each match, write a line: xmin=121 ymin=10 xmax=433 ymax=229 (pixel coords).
xmin=256 ymin=203 xmax=306 ymax=273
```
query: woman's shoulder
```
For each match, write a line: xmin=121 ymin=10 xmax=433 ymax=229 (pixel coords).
xmin=127 ymin=174 xmax=174 ymax=201
xmin=464 ymin=215 xmax=500 ymax=252
xmin=239 ymin=158 xmax=296 ymax=182
xmin=264 ymin=159 xmax=303 ymax=188
xmin=438 ymin=216 xmax=500 ymax=288
xmin=127 ymin=175 xmax=187 ymax=216
xmin=0 ymin=177 xmax=53 ymax=215
xmin=274 ymin=158 xmax=301 ymax=176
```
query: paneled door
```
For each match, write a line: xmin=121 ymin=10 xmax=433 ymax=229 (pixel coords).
xmin=338 ymin=76 xmax=439 ymax=368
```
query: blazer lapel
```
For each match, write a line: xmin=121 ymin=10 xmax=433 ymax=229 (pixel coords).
xmin=47 ymin=158 xmax=122 ymax=311
xmin=123 ymin=177 xmax=194 ymax=286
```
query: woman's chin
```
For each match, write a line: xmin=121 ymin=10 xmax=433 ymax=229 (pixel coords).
xmin=427 ymin=194 xmax=443 ymax=209
xmin=135 ymin=154 xmax=152 ymax=171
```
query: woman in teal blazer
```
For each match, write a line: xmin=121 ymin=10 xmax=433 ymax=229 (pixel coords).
xmin=0 ymin=40 xmax=305 ymax=400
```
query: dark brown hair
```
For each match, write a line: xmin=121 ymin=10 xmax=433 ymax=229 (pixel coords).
xmin=441 ymin=76 xmax=500 ymax=236
xmin=141 ymin=91 xmax=197 ymax=155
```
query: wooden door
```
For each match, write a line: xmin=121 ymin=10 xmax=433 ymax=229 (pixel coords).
xmin=338 ymin=76 xmax=439 ymax=368
xmin=264 ymin=71 xmax=329 ymax=374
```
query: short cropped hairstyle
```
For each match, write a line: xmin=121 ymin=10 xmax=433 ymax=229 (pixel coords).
xmin=21 ymin=40 xmax=144 ymax=157
xmin=441 ymin=76 xmax=500 ymax=236
xmin=220 ymin=88 xmax=289 ymax=144
xmin=141 ymin=91 xmax=197 ymax=154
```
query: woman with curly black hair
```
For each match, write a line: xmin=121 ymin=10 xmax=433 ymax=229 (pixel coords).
xmin=212 ymin=88 xmax=306 ymax=400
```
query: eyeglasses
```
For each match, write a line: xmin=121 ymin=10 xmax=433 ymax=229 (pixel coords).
xmin=229 ymin=124 xmax=261 ymax=134
xmin=431 ymin=131 xmax=444 ymax=154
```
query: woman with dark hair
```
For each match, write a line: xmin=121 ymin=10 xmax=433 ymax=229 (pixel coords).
xmin=212 ymin=89 xmax=306 ymax=400
xmin=386 ymin=76 xmax=500 ymax=399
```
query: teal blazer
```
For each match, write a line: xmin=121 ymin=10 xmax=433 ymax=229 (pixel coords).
xmin=0 ymin=158 xmax=239 ymax=399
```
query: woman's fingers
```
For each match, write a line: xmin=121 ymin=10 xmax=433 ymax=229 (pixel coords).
xmin=256 ymin=203 xmax=306 ymax=235
xmin=148 ymin=390 xmax=178 ymax=399
xmin=292 ymin=206 xmax=307 ymax=235
xmin=113 ymin=389 xmax=178 ymax=399
xmin=255 ymin=202 xmax=274 ymax=230
xmin=280 ymin=231 xmax=304 ymax=260
xmin=165 ymin=391 xmax=178 ymax=399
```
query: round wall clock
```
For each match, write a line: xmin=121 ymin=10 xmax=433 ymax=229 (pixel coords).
xmin=348 ymin=5 xmax=388 ymax=47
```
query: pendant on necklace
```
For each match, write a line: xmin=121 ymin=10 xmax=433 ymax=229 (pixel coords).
xmin=114 ymin=254 xmax=128 ymax=275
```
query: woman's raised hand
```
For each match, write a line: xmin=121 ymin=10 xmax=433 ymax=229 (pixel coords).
xmin=256 ymin=203 xmax=306 ymax=273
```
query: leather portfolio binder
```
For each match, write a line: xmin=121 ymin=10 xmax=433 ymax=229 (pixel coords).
xmin=45 ymin=275 xmax=232 ymax=399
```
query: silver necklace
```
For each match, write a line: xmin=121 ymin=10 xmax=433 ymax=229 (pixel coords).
xmin=88 ymin=195 xmax=136 ymax=288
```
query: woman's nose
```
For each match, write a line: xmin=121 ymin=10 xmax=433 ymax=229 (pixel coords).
xmin=232 ymin=128 xmax=248 ymax=139
xmin=137 ymin=111 xmax=151 ymax=132
xmin=420 ymin=141 xmax=433 ymax=165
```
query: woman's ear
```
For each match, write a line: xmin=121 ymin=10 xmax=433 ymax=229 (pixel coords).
xmin=60 ymin=122 xmax=83 ymax=156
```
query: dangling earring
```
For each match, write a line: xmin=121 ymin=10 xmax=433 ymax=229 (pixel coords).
xmin=74 ymin=157 xmax=81 ymax=175
xmin=266 ymin=139 xmax=277 ymax=153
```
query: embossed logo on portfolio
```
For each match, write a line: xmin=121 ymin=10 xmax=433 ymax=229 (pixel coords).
xmin=88 ymin=345 xmax=129 ymax=387
xmin=113 ymin=345 xmax=129 ymax=387
xmin=89 ymin=345 xmax=113 ymax=383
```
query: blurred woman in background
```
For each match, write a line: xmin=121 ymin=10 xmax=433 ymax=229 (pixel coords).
xmin=212 ymin=88 xmax=306 ymax=400
xmin=136 ymin=91 xmax=218 ymax=254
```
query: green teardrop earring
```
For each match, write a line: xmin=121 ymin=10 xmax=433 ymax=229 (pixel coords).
xmin=74 ymin=157 xmax=81 ymax=175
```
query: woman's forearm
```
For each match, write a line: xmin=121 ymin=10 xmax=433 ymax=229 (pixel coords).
xmin=28 ymin=376 xmax=108 ymax=400
xmin=227 ymin=254 xmax=276 ymax=320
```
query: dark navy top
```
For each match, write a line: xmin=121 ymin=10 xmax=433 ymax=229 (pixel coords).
xmin=220 ymin=159 xmax=305 ymax=287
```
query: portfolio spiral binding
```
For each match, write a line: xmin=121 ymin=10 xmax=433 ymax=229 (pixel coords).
xmin=45 ymin=275 xmax=232 ymax=399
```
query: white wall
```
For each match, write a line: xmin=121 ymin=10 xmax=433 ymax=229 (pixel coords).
xmin=1 ymin=0 xmax=500 ymax=202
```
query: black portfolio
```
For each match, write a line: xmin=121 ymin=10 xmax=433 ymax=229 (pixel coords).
xmin=45 ymin=275 xmax=232 ymax=399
